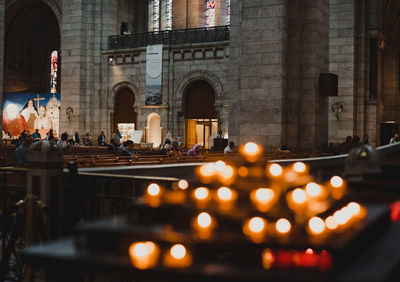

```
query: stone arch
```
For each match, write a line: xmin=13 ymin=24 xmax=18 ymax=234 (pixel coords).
xmin=108 ymin=81 xmax=140 ymax=110
xmin=175 ymin=70 xmax=223 ymax=111
xmin=146 ymin=112 xmax=162 ymax=148
xmin=6 ymin=0 xmax=62 ymax=25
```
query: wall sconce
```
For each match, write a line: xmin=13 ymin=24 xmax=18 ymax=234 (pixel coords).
xmin=66 ymin=107 xmax=73 ymax=120
xmin=331 ymin=102 xmax=344 ymax=120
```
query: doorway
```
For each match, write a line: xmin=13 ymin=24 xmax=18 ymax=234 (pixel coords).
xmin=380 ymin=122 xmax=399 ymax=145
xmin=114 ymin=88 xmax=137 ymax=141
xmin=146 ymin=113 xmax=162 ymax=148
xmin=184 ymin=80 xmax=218 ymax=149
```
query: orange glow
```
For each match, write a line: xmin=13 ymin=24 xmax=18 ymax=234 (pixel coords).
xmin=268 ymin=163 xmax=283 ymax=177
xmin=330 ymin=176 xmax=344 ymax=188
xmin=147 ymin=183 xmax=161 ymax=196
xmin=217 ymin=187 xmax=233 ymax=201
xmin=305 ymin=248 xmax=313 ymax=255
xmin=219 ymin=165 xmax=235 ymax=181
xmin=238 ymin=166 xmax=249 ymax=177
xmin=194 ymin=187 xmax=209 ymax=200
xmin=305 ymin=182 xmax=321 ymax=197
xmin=248 ymin=217 xmax=266 ymax=233
xmin=197 ymin=212 xmax=212 ymax=228
xmin=276 ymin=218 xmax=291 ymax=234
xmin=308 ymin=217 xmax=325 ymax=234
xmin=215 ymin=160 xmax=226 ymax=171
xmin=262 ymin=248 xmax=275 ymax=269
xmin=199 ymin=163 xmax=216 ymax=177
xmin=293 ymin=162 xmax=307 ymax=173
xmin=177 ymin=180 xmax=189 ymax=190
xmin=325 ymin=216 xmax=338 ymax=230
xmin=250 ymin=188 xmax=275 ymax=212
xmin=347 ymin=202 xmax=361 ymax=216
xmin=240 ymin=142 xmax=263 ymax=162
xmin=292 ymin=188 xmax=306 ymax=203
xmin=163 ymin=244 xmax=192 ymax=268
xmin=129 ymin=241 xmax=159 ymax=269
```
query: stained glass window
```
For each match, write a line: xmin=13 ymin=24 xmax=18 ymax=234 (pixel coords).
xmin=153 ymin=0 xmax=160 ymax=31
xmin=50 ymin=50 xmax=58 ymax=93
xmin=227 ymin=0 xmax=230 ymax=25
xmin=166 ymin=0 xmax=173 ymax=30
xmin=206 ymin=0 xmax=216 ymax=28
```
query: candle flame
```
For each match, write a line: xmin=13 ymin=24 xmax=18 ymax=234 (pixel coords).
xmin=147 ymin=183 xmax=161 ymax=196
xmin=170 ymin=244 xmax=186 ymax=259
xmin=177 ymin=180 xmax=189 ymax=190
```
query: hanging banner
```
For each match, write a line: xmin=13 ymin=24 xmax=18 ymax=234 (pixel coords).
xmin=145 ymin=44 xmax=163 ymax=105
xmin=2 ymin=93 xmax=61 ymax=138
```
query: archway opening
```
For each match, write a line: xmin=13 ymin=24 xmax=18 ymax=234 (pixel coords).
xmin=4 ymin=1 xmax=60 ymax=92
xmin=114 ymin=88 xmax=137 ymax=142
xmin=184 ymin=80 xmax=218 ymax=149
xmin=146 ymin=113 xmax=162 ymax=148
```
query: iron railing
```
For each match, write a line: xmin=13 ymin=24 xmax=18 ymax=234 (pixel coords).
xmin=108 ymin=26 xmax=230 ymax=50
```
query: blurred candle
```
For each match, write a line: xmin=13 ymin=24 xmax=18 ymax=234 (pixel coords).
xmin=262 ymin=248 xmax=275 ymax=269
xmin=129 ymin=241 xmax=159 ymax=269
xmin=308 ymin=217 xmax=325 ymax=235
xmin=192 ymin=212 xmax=216 ymax=239
xmin=192 ymin=187 xmax=211 ymax=208
xmin=329 ymin=176 xmax=346 ymax=199
xmin=275 ymin=218 xmax=291 ymax=235
xmin=146 ymin=183 xmax=162 ymax=207
xmin=295 ymin=248 xmax=318 ymax=268
xmin=177 ymin=179 xmax=189 ymax=190
xmin=243 ymin=217 xmax=267 ymax=243
xmin=267 ymin=163 xmax=283 ymax=178
xmin=286 ymin=188 xmax=307 ymax=211
xmin=163 ymin=244 xmax=193 ymax=268
xmin=293 ymin=162 xmax=307 ymax=173
xmin=240 ymin=142 xmax=263 ymax=162
xmin=250 ymin=188 xmax=275 ymax=212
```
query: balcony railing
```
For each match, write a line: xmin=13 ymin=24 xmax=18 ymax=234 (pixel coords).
xmin=108 ymin=26 xmax=230 ymax=50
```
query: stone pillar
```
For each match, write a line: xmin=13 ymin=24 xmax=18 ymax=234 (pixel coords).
xmin=60 ymin=0 xmax=117 ymax=140
xmin=229 ymin=0 xmax=286 ymax=150
xmin=286 ymin=0 xmax=330 ymax=151
xmin=26 ymin=141 xmax=64 ymax=237
xmin=0 ymin=0 xmax=5 ymax=137
xmin=329 ymin=0 xmax=356 ymax=144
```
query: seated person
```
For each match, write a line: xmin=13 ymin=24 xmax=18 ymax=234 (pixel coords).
xmin=224 ymin=141 xmax=235 ymax=154
xmin=107 ymin=138 xmax=119 ymax=154
xmin=32 ymin=129 xmax=41 ymax=141
xmin=187 ymin=144 xmax=202 ymax=157
xmin=169 ymin=141 xmax=182 ymax=156
xmin=159 ymin=139 xmax=172 ymax=155
xmin=120 ymin=140 xmax=135 ymax=156
xmin=57 ymin=132 xmax=69 ymax=149
xmin=13 ymin=131 xmax=33 ymax=167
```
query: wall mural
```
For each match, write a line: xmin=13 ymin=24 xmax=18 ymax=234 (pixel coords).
xmin=2 ymin=93 xmax=61 ymax=138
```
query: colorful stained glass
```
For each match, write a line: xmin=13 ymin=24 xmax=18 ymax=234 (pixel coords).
xmin=153 ymin=0 xmax=160 ymax=31
xmin=227 ymin=0 xmax=230 ymax=25
xmin=50 ymin=50 xmax=58 ymax=94
xmin=206 ymin=0 xmax=216 ymax=27
xmin=166 ymin=0 xmax=173 ymax=30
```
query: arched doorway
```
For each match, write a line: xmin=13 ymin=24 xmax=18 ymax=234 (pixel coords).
xmin=184 ymin=80 xmax=218 ymax=149
xmin=146 ymin=113 xmax=162 ymax=148
xmin=114 ymin=88 xmax=137 ymax=142
xmin=4 ymin=1 xmax=60 ymax=92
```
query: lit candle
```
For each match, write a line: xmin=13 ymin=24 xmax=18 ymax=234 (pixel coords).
xmin=217 ymin=165 xmax=236 ymax=185
xmin=275 ymin=218 xmax=291 ymax=235
xmin=295 ymin=248 xmax=318 ymax=268
xmin=129 ymin=241 xmax=159 ymax=269
xmin=329 ymin=176 xmax=346 ymax=199
xmin=192 ymin=187 xmax=211 ymax=208
xmin=192 ymin=212 xmax=216 ymax=239
xmin=198 ymin=163 xmax=217 ymax=183
xmin=243 ymin=217 xmax=267 ymax=243
xmin=145 ymin=183 xmax=162 ymax=207
xmin=267 ymin=163 xmax=283 ymax=178
xmin=216 ymin=187 xmax=237 ymax=210
xmin=262 ymin=248 xmax=275 ymax=269
xmin=250 ymin=188 xmax=275 ymax=212
xmin=286 ymin=188 xmax=307 ymax=211
xmin=239 ymin=142 xmax=263 ymax=162
xmin=177 ymin=179 xmax=189 ymax=190
xmin=308 ymin=217 xmax=325 ymax=235
xmin=293 ymin=162 xmax=307 ymax=174
xmin=163 ymin=244 xmax=193 ymax=268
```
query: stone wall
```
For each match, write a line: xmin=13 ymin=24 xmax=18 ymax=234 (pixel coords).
xmin=60 ymin=0 xmax=117 ymax=138
xmin=104 ymin=43 xmax=229 ymax=142
xmin=285 ymin=0 xmax=329 ymax=151
xmin=0 ymin=0 xmax=4 ymax=137
xmin=329 ymin=0 xmax=356 ymax=144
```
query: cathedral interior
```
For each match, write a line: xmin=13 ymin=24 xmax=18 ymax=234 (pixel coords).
xmin=0 ymin=1 xmax=400 ymax=282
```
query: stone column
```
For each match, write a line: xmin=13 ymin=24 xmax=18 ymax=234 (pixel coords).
xmin=0 ymin=0 xmax=5 ymax=137
xmin=26 ymin=141 xmax=64 ymax=237
xmin=229 ymin=0 xmax=286 ymax=150
xmin=60 ymin=0 xmax=117 ymax=140
xmin=329 ymin=0 xmax=356 ymax=144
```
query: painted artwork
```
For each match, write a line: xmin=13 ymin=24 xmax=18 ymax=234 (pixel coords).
xmin=145 ymin=44 xmax=163 ymax=105
xmin=2 ymin=93 xmax=61 ymax=138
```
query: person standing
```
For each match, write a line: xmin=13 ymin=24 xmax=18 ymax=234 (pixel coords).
xmin=113 ymin=129 xmax=122 ymax=145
